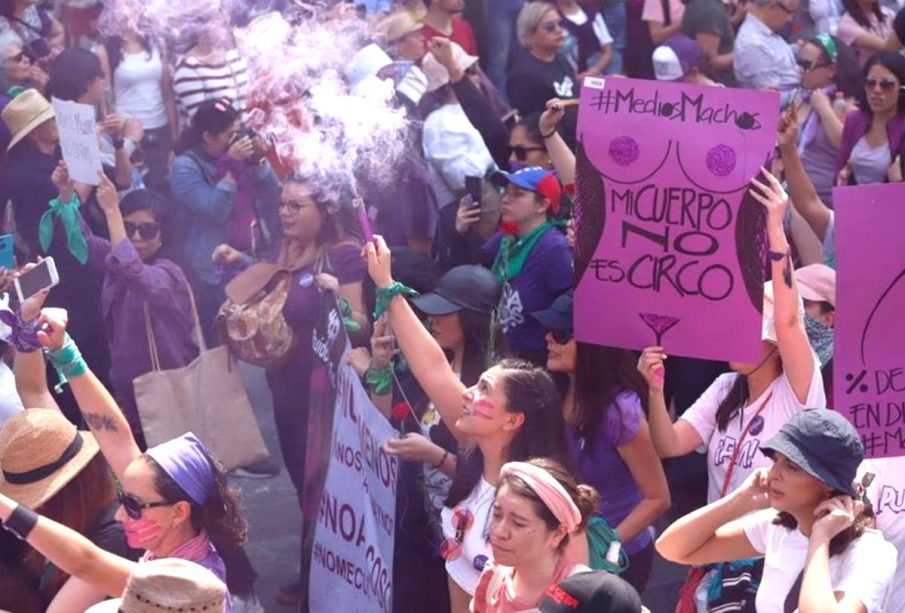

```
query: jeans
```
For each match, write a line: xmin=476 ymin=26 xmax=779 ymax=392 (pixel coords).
xmin=482 ymin=0 xmax=526 ymax=97
xmin=601 ymin=0 xmax=627 ymax=75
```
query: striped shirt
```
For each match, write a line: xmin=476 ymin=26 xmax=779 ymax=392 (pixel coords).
xmin=172 ymin=48 xmax=250 ymax=122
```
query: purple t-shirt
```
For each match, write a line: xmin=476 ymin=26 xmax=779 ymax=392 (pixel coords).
xmin=482 ymin=228 xmax=573 ymax=355
xmin=566 ymin=390 xmax=652 ymax=555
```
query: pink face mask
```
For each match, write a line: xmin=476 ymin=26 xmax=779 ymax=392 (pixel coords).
xmin=122 ymin=516 xmax=164 ymax=549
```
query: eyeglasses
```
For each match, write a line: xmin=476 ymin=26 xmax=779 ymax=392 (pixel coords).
xmin=118 ymin=492 xmax=175 ymax=520
xmin=279 ymin=200 xmax=304 ymax=214
xmin=539 ymin=19 xmax=566 ymax=33
xmin=124 ymin=221 xmax=161 ymax=240
xmin=510 ymin=145 xmax=545 ymax=161
xmin=797 ymin=58 xmax=829 ymax=72
xmin=865 ymin=77 xmax=898 ymax=92
xmin=550 ymin=328 xmax=573 ymax=344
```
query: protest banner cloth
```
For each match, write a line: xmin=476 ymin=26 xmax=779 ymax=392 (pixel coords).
xmin=573 ymin=77 xmax=779 ymax=362
xmin=834 ymin=184 xmax=905 ymax=458
xmin=51 ymin=97 xmax=102 ymax=186
xmin=307 ymin=295 xmax=398 ymax=613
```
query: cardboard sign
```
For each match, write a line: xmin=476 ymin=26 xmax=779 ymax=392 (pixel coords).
xmin=834 ymin=184 xmax=905 ymax=458
xmin=51 ymin=97 xmax=102 ymax=186
xmin=308 ymin=298 xmax=397 ymax=612
xmin=573 ymin=78 xmax=779 ymax=362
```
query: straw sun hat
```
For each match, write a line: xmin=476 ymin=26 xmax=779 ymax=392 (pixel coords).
xmin=0 ymin=88 xmax=55 ymax=152
xmin=85 ymin=559 xmax=228 ymax=613
xmin=0 ymin=409 xmax=100 ymax=510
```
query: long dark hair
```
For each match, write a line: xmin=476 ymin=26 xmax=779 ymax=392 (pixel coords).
xmin=841 ymin=0 xmax=885 ymax=29
xmin=774 ymin=506 xmax=866 ymax=556
xmin=857 ymin=51 xmax=905 ymax=115
xmin=572 ymin=343 xmax=647 ymax=456
xmin=497 ymin=457 xmax=598 ymax=549
xmin=176 ymin=97 xmax=240 ymax=154
xmin=147 ymin=453 xmax=248 ymax=550
xmin=46 ymin=49 xmax=104 ymax=102
xmin=446 ymin=359 xmax=569 ymax=507
xmin=457 ymin=308 xmax=511 ymax=388
xmin=102 ymin=34 xmax=154 ymax=85
xmin=119 ymin=188 xmax=177 ymax=260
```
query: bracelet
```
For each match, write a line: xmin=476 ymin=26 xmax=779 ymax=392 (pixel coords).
xmin=113 ymin=138 xmax=125 ymax=150
xmin=0 ymin=311 xmax=42 ymax=353
xmin=46 ymin=333 xmax=87 ymax=393
xmin=3 ymin=504 xmax=38 ymax=540
xmin=366 ymin=363 xmax=395 ymax=396
xmin=540 ymin=127 xmax=558 ymax=139
xmin=433 ymin=450 xmax=449 ymax=470
xmin=373 ymin=281 xmax=420 ymax=321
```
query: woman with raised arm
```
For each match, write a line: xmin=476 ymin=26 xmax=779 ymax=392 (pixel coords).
xmin=10 ymin=308 xmax=248 ymax=610
xmin=656 ymin=409 xmax=896 ymax=612
xmin=638 ymin=169 xmax=825 ymax=608
xmin=365 ymin=236 xmax=569 ymax=613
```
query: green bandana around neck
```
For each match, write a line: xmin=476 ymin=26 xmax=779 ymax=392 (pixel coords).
xmin=39 ymin=194 xmax=89 ymax=265
xmin=491 ymin=221 xmax=564 ymax=284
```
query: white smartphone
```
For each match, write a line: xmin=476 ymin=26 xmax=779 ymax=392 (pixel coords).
xmin=15 ymin=257 xmax=59 ymax=303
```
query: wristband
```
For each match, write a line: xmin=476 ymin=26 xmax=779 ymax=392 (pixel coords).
xmin=113 ymin=138 xmax=125 ymax=150
xmin=768 ymin=248 xmax=793 ymax=289
xmin=540 ymin=127 xmax=558 ymax=139
xmin=367 ymin=363 xmax=394 ymax=396
xmin=373 ymin=281 xmax=420 ymax=320
xmin=46 ymin=333 xmax=88 ymax=393
xmin=433 ymin=450 xmax=449 ymax=470
xmin=2 ymin=504 xmax=39 ymax=540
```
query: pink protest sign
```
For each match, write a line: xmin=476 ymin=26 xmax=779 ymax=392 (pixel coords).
xmin=573 ymin=78 xmax=779 ymax=362
xmin=834 ymin=184 xmax=905 ymax=458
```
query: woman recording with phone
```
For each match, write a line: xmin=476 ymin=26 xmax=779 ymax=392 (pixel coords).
xmin=168 ymin=97 xmax=280 ymax=345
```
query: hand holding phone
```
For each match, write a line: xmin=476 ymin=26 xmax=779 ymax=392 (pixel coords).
xmin=15 ymin=257 xmax=59 ymax=304
xmin=0 ymin=234 xmax=14 ymax=271
xmin=464 ymin=176 xmax=482 ymax=209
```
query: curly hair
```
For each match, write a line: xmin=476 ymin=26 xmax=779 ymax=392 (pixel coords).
xmin=146 ymin=452 xmax=247 ymax=550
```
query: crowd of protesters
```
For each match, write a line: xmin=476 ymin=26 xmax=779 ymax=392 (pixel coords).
xmin=0 ymin=0 xmax=903 ymax=612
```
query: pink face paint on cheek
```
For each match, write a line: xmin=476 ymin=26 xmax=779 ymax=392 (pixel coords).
xmin=122 ymin=516 xmax=164 ymax=548
xmin=472 ymin=398 xmax=496 ymax=420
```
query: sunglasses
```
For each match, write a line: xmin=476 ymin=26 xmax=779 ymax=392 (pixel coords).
xmin=279 ymin=200 xmax=305 ymax=214
xmin=511 ymin=145 xmax=545 ymax=161
xmin=550 ymin=328 xmax=573 ymax=344
xmin=124 ymin=221 xmax=161 ymax=240
xmin=773 ymin=1 xmax=795 ymax=14
xmin=797 ymin=58 xmax=829 ymax=72
xmin=118 ymin=492 xmax=174 ymax=520
xmin=865 ymin=77 xmax=898 ymax=92
xmin=539 ymin=19 xmax=566 ymax=33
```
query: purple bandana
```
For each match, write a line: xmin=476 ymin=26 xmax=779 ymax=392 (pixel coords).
xmin=145 ymin=433 xmax=215 ymax=505
xmin=0 ymin=310 xmax=42 ymax=353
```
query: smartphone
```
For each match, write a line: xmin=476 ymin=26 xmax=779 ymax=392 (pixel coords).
xmin=0 ymin=234 xmax=14 ymax=271
xmin=465 ymin=176 xmax=482 ymax=209
xmin=15 ymin=257 xmax=59 ymax=303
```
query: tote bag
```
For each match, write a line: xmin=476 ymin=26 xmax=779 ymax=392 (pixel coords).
xmin=134 ymin=290 xmax=271 ymax=471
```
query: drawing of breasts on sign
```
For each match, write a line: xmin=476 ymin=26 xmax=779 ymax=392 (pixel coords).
xmin=573 ymin=78 xmax=779 ymax=363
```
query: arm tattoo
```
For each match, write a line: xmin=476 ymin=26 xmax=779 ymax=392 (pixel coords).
xmin=83 ymin=412 xmax=119 ymax=432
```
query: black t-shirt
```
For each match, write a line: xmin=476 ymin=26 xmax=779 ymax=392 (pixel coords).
xmin=681 ymin=0 xmax=736 ymax=85
xmin=506 ymin=50 xmax=578 ymax=116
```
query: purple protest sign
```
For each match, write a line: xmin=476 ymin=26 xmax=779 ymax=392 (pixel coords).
xmin=834 ymin=184 xmax=905 ymax=458
xmin=573 ymin=78 xmax=778 ymax=362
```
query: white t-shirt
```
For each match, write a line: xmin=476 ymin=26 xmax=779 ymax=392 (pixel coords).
xmin=742 ymin=509 xmax=896 ymax=612
xmin=441 ymin=477 xmax=495 ymax=595
xmin=681 ymin=361 xmax=825 ymax=503
xmin=0 ymin=362 xmax=24 ymax=429
xmin=862 ymin=457 xmax=905 ymax=613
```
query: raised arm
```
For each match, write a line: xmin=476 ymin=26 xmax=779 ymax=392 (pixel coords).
xmin=36 ymin=309 xmax=141 ymax=480
xmin=637 ymin=346 xmax=707 ymax=458
xmin=0 ymin=492 xmax=135 ymax=598
xmin=538 ymin=100 xmax=575 ymax=187
xmin=777 ymin=108 xmax=833 ymax=241
xmin=365 ymin=237 xmax=469 ymax=443
xmin=656 ymin=469 xmax=767 ymax=565
xmin=748 ymin=170 xmax=817 ymax=403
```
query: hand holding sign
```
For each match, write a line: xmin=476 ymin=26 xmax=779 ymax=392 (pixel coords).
xmin=637 ymin=346 xmax=667 ymax=391
xmin=50 ymin=161 xmax=74 ymax=203
xmin=95 ymin=171 xmax=119 ymax=215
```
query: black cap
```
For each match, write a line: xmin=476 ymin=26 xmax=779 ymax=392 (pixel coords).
xmin=411 ymin=265 xmax=501 ymax=316
xmin=531 ymin=291 xmax=574 ymax=332
xmin=760 ymin=408 xmax=864 ymax=497
xmin=528 ymin=571 xmax=642 ymax=613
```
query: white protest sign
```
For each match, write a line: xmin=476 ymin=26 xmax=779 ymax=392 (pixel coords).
xmin=51 ymin=97 xmax=102 ymax=186
xmin=309 ymin=358 xmax=398 ymax=613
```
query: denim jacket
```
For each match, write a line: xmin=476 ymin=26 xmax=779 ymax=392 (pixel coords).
xmin=169 ymin=146 xmax=281 ymax=285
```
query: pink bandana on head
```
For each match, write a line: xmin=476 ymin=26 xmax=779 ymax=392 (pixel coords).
xmin=499 ymin=462 xmax=581 ymax=532
xmin=145 ymin=433 xmax=214 ymax=506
